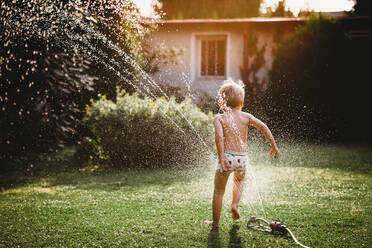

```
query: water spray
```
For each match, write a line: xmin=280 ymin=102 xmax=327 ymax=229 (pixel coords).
xmin=247 ymin=216 xmax=311 ymax=248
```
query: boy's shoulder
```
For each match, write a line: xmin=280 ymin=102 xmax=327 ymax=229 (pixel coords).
xmin=240 ymin=111 xmax=256 ymax=125
xmin=240 ymin=111 xmax=254 ymax=119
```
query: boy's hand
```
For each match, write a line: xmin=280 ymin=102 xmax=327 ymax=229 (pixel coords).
xmin=219 ymin=155 xmax=231 ymax=171
xmin=270 ymin=146 xmax=280 ymax=159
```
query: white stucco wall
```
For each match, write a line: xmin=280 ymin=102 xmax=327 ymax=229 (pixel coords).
xmin=145 ymin=21 xmax=298 ymax=99
xmin=147 ymin=27 xmax=241 ymax=99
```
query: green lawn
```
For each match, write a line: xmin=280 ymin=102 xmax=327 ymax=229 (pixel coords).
xmin=0 ymin=143 xmax=371 ymax=247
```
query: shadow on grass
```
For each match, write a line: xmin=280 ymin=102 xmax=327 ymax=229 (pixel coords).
xmin=2 ymin=142 xmax=371 ymax=192
xmin=247 ymin=142 xmax=372 ymax=174
xmin=207 ymin=224 xmax=245 ymax=248
xmin=207 ymin=227 xmax=221 ymax=248
xmin=0 ymin=147 xmax=82 ymax=191
xmin=49 ymin=165 xmax=211 ymax=190
xmin=229 ymin=224 xmax=243 ymax=248
xmin=0 ymin=157 xmax=213 ymax=192
xmin=0 ymin=144 xmax=215 ymax=191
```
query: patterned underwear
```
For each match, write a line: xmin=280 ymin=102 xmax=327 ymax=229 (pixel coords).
xmin=216 ymin=150 xmax=249 ymax=176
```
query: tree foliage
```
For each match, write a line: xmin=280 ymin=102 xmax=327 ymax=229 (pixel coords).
xmin=268 ymin=14 xmax=372 ymax=141
xmin=155 ymin=0 xmax=262 ymax=19
xmin=0 ymin=0 xmax=149 ymax=156
xmin=352 ymin=0 xmax=372 ymax=16
xmin=264 ymin=0 xmax=294 ymax=17
xmin=240 ymin=33 xmax=267 ymax=118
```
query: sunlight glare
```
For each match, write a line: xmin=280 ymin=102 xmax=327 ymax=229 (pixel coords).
xmin=132 ymin=0 xmax=156 ymax=17
xmin=133 ymin=0 xmax=355 ymax=18
xmin=261 ymin=0 xmax=354 ymax=16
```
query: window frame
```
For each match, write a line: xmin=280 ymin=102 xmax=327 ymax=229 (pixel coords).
xmin=190 ymin=32 xmax=230 ymax=81
xmin=198 ymin=35 xmax=227 ymax=78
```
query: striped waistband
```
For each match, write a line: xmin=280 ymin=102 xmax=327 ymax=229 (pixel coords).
xmin=224 ymin=150 xmax=247 ymax=156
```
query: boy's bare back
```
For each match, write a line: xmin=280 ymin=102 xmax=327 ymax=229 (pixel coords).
xmin=214 ymin=110 xmax=251 ymax=153
xmin=215 ymin=110 xmax=278 ymax=155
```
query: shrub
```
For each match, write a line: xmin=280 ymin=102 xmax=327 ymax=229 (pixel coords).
xmin=0 ymin=0 xmax=150 ymax=157
xmin=151 ymin=83 xmax=219 ymax=114
xmin=268 ymin=14 xmax=372 ymax=141
xmin=83 ymin=90 xmax=214 ymax=168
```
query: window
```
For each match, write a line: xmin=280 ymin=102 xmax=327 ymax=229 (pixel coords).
xmin=199 ymin=35 xmax=226 ymax=77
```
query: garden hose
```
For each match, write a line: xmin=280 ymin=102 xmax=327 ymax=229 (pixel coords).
xmin=247 ymin=216 xmax=311 ymax=248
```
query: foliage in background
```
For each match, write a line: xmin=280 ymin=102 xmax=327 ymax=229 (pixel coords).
xmin=197 ymin=92 xmax=219 ymax=114
xmin=142 ymin=44 xmax=185 ymax=74
xmin=82 ymin=0 xmax=151 ymax=99
xmin=268 ymin=13 xmax=372 ymax=141
xmin=155 ymin=0 xmax=262 ymax=19
xmin=352 ymin=0 xmax=372 ymax=16
xmin=297 ymin=9 xmax=316 ymax=17
xmin=261 ymin=0 xmax=294 ymax=17
xmin=240 ymin=33 xmax=270 ymax=128
xmin=240 ymin=33 xmax=267 ymax=92
xmin=83 ymin=90 xmax=214 ymax=168
xmin=0 ymin=0 xmax=150 ymax=157
xmin=147 ymin=83 xmax=218 ymax=114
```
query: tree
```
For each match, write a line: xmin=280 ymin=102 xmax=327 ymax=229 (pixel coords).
xmin=268 ymin=14 xmax=372 ymax=141
xmin=297 ymin=9 xmax=316 ymax=17
xmin=0 ymin=0 xmax=150 ymax=156
xmin=352 ymin=0 xmax=372 ymax=16
xmin=155 ymin=0 xmax=262 ymax=19
xmin=270 ymin=0 xmax=294 ymax=17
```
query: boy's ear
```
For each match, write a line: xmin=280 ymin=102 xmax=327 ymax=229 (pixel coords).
xmin=239 ymin=101 xmax=244 ymax=108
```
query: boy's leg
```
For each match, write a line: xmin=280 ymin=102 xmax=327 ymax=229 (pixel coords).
xmin=205 ymin=171 xmax=229 ymax=227
xmin=231 ymin=171 xmax=245 ymax=220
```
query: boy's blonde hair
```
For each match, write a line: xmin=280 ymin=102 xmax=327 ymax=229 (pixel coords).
xmin=218 ymin=79 xmax=245 ymax=108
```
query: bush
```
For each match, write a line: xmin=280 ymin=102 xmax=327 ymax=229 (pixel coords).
xmin=83 ymin=90 xmax=214 ymax=168
xmin=151 ymin=83 xmax=219 ymax=114
xmin=0 ymin=0 xmax=151 ymax=157
xmin=268 ymin=14 xmax=372 ymax=141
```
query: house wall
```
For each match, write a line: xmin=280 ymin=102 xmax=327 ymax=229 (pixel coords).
xmin=146 ymin=21 xmax=301 ymax=99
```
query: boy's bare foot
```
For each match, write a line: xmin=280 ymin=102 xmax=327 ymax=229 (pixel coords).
xmin=204 ymin=220 xmax=218 ymax=228
xmin=231 ymin=206 xmax=240 ymax=220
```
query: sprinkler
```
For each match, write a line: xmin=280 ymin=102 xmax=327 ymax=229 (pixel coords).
xmin=247 ymin=216 xmax=311 ymax=248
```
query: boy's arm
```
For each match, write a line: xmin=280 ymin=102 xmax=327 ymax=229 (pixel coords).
xmin=248 ymin=115 xmax=280 ymax=158
xmin=213 ymin=116 xmax=230 ymax=170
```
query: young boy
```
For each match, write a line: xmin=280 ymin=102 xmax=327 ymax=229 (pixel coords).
xmin=204 ymin=80 xmax=280 ymax=228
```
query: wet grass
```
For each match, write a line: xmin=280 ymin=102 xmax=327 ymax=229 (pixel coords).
xmin=0 ymin=143 xmax=371 ymax=247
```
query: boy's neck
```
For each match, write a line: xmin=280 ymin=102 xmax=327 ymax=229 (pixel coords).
xmin=223 ymin=107 xmax=241 ymax=113
xmin=221 ymin=104 xmax=243 ymax=112
xmin=231 ymin=106 xmax=242 ymax=112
